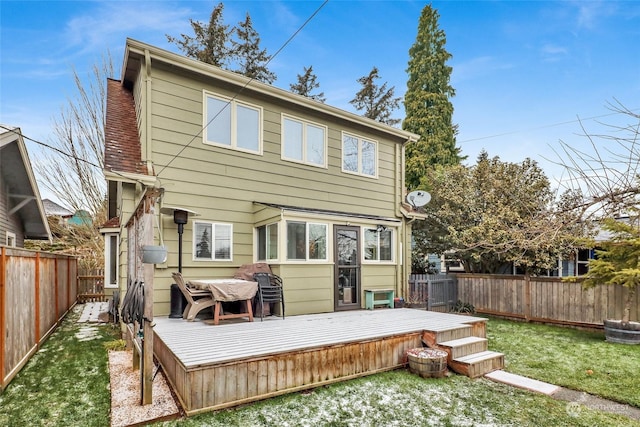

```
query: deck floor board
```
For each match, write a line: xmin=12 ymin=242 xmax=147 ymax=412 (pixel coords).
xmin=154 ymin=308 xmax=485 ymax=367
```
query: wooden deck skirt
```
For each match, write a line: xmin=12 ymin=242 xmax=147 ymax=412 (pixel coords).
xmin=153 ymin=308 xmax=487 ymax=415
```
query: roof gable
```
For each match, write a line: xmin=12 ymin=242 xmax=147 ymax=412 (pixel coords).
xmin=0 ymin=126 xmax=51 ymax=240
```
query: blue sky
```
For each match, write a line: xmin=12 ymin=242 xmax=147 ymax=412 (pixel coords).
xmin=2 ymin=0 xmax=640 ymax=202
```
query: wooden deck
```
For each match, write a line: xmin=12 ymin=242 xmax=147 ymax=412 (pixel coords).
xmin=152 ymin=308 xmax=496 ymax=415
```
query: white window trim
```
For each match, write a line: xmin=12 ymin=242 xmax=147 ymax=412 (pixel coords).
xmin=281 ymin=114 xmax=328 ymax=168
xmin=256 ymin=222 xmax=279 ymax=262
xmin=6 ymin=231 xmax=16 ymax=247
xmin=203 ymin=91 xmax=263 ymax=155
xmin=341 ymin=131 xmax=378 ymax=178
xmin=286 ymin=221 xmax=329 ymax=262
xmin=362 ymin=226 xmax=395 ymax=263
xmin=193 ymin=220 xmax=233 ymax=262
xmin=104 ymin=233 xmax=119 ymax=288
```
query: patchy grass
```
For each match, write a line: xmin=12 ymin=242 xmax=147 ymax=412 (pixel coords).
xmin=0 ymin=305 xmax=120 ymax=427
xmin=157 ymin=371 xmax=637 ymax=427
xmin=2 ymin=309 xmax=639 ymax=426
xmin=486 ymin=317 xmax=640 ymax=408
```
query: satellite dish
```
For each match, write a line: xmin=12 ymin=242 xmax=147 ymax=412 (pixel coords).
xmin=406 ymin=190 xmax=431 ymax=208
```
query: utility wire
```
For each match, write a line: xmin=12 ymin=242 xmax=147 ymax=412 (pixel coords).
xmin=0 ymin=124 xmax=102 ymax=169
xmin=459 ymin=108 xmax=640 ymax=144
xmin=156 ymin=0 xmax=329 ymax=177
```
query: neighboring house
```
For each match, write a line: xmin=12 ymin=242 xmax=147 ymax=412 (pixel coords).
xmin=102 ymin=38 xmax=424 ymax=316
xmin=68 ymin=209 xmax=93 ymax=227
xmin=0 ymin=126 xmax=51 ymax=247
xmin=42 ymin=198 xmax=74 ymax=228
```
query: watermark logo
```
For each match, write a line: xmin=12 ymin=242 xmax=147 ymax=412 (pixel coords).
xmin=566 ymin=402 xmax=582 ymax=417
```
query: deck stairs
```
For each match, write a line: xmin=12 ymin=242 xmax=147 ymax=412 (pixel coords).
xmin=422 ymin=323 xmax=504 ymax=378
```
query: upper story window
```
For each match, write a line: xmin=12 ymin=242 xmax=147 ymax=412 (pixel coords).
xmin=6 ymin=231 xmax=16 ymax=247
xmin=257 ymin=223 xmax=278 ymax=261
xmin=287 ymin=221 xmax=327 ymax=261
xmin=282 ymin=115 xmax=327 ymax=168
xmin=363 ymin=227 xmax=393 ymax=262
xmin=204 ymin=92 xmax=262 ymax=154
xmin=193 ymin=221 xmax=233 ymax=261
xmin=342 ymin=132 xmax=377 ymax=178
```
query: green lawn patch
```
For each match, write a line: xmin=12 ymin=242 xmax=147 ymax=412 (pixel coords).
xmin=2 ymin=308 xmax=639 ymax=426
xmin=157 ymin=371 xmax=637 ymax=427
xmin=0 ymin=305 xmax=120 ymax=427
xmin=486 ymin=316 xmax=640 ymax=408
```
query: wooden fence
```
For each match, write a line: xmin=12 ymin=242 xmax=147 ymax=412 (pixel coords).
xmin=456 ymin=274 xmax=640 ymax=328
xmin=408 ymin=274 xmax=458 ymax=312
xmin=0 ymin=246 xmax=78 ymax=392
xmin=77 ymin=269 xmax=105 ymax=303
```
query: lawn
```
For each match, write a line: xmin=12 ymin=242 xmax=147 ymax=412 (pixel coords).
xmin=0 ymin=305 xmax=120 ymax=427
xmin=1 ymin=306 xmax=638 ymax=427
xmin=486 ymin=316 xmax=640 ymax=408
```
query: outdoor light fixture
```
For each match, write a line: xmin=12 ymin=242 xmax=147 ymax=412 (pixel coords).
xmin=161 ymin=206 xmax=200 ymax=319
xmin=160 ymin=206 xmax=200 ymax=273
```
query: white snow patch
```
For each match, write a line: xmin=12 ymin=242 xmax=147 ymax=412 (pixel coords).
xmin=75 ymin=326 xmax=100 ymax=341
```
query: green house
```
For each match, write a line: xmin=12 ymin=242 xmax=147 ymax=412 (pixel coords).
xmin=102 ymin=38 xmax=423 ymax=316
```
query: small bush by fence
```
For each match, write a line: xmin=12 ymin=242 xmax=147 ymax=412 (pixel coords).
xmin=1 ymin=247 xmax=78 ymax=392
xmin=456 ymin=273 xmax=639 ymax=328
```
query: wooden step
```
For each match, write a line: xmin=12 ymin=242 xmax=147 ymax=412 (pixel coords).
xmin=437 ymin=336 xmax=488 ymax=360
xmin=422 ymin=325 xmax=473 ymax=347
xmin=449 ymin=350 xmax=504 ymax=378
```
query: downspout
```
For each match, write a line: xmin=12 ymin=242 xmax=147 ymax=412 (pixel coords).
xmin=144 ymin=49 xmax=154 ymax=175
xmin=396 ymin=139 xmax=413 ymax=302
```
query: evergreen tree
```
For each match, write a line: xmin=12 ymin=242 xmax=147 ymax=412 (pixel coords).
xmin=403 ymin=5 xmax=462 ymax=190
xmin=350 ymin=66 xmax=401 ymax=126
xmin=166 ymin=3 xmax=232 ymax=68
xmin=232 ymin=13 xmax=277 ymax=84
xmin=290 ymin=65 xmax=325 ymax=103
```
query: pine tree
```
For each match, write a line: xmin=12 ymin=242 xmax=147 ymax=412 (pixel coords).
xmin=403 ymin=5 xmax=462 ymax=190
xmin=232 ymin=13 xmax=277 ymax=84
xmin=350 ymin=66 xmax=401 ymax=126
xmin=290 ymin=66 xmax=325 ymax=103
xmin=166 ymin=2 xmax=232 ymax=68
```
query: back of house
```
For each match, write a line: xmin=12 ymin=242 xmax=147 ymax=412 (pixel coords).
xmin=102 ymin=38 xmax=422 ymax=316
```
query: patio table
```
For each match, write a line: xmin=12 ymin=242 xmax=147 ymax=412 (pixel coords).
xmin=188 ymin=279 xmax=258 ymax=325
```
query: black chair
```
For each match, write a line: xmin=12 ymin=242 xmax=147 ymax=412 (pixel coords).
xmin=253 ymin=272 xmax=285 ymax=321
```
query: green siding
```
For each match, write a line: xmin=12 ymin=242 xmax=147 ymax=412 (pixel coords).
xmin=119 ymin=51 xmax=413 ymax=316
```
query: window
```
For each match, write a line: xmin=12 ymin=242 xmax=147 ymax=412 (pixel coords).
xmin=364 ymin=227 xmax=393 ymax=261
xmin=257 ymin=223 xmax=278 ymax=261
xmin=342 ymin=132 xmax=377 ymax=177
xmin=6 ymin=231 xmax=16 ymax=247
xmin=287 ymin=221 xmax=327 ymax=261
xmin=282 ymin=115 xmax=327 ymax=167
xmin=193 ymin=221 xmax=232 ymax=261
xmin=104 ymin=233 xmax=119 ymax=287
xmin=204 ymin=92 xmax=262 ymax=153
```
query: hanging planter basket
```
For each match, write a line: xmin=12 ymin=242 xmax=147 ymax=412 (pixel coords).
xmin=142 ymin=245 xmax=167 ymax=264
xmin=406 ymin=348 xmax=448 ymax=378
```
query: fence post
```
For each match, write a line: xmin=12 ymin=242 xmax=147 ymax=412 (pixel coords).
xmin=524 ymin=273 xmax=531 ymax=322
xmin=0 ymin=247 xmax=5 ymax=390
xmin=35 ymin=252 xmax=41 ymax=344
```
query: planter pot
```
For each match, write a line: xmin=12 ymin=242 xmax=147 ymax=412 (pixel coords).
xmin=603 ymin=319 xmax=640 ymax=345
xmin=142 ymin=245 xmax=167 ymax=264
xmin=406 ymin=348 xmax=448 ymax=378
